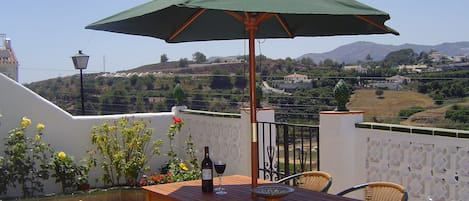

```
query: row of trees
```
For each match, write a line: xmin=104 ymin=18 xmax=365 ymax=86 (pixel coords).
xmin=160 ymin=52 xmax=207 ymax=65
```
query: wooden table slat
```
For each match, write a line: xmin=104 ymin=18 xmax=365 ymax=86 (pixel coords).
xmin=142 ymin=175 xmax=360 ymax=201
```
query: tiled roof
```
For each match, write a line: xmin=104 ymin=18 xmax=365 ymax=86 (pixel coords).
xmin=0 ymin=49 xmax=18 ymax=64
xmin=285 ymin=73 xmax=307 ymax=78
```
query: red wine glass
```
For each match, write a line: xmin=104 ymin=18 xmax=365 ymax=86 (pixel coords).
xmin=214 ymin=160 xmax=227 ymax=195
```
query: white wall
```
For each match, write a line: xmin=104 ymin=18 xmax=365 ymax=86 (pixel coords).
xmin=319 ymin=110 xmax=469 ymax=201
xmin=0 ymin=74 xmax=274 ymax=198
xmin=0 ymin=74 xmax=173 ymax=196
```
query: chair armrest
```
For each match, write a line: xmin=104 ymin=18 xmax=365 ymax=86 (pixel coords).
xmin=336 ymin=183 xmax=368 ymax=196
xmin=275 ymin=172 xmax=304 ymax=184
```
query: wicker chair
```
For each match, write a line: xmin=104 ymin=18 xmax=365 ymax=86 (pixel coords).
xmin=276 ymin=171 xmax=332 ymax=193
xmin=337 ymin=181 xmax=408 ymax=201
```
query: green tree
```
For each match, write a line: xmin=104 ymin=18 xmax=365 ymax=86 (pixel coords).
xmin=192 ymin=52 xmax=207 ymax=64
xmin=375 ymin=89 xmax=384 ymax=98
xmin=179 ymin=58 xmax=189 ymax=67
xmin=160 ymin=54 xmax=169 ymax=63
xmin=173 ymin=83 xmax=185 ymax=106
xmin=446 ymin=105 xmax=469 ymax=123
xmin=210 ymin=70 xmax=233 ymax=89
xmin=366 ymin=54 xmax=373 ymax=62
xmin=300 ymin=57 xmax=314 ymax=66
xmin=234 ymin=70 xmax=247 ymax=88
xmin=383 ymin=48 xmax=418 ymax=67
xmin=321 ymin=58 xmax=338 ymax=68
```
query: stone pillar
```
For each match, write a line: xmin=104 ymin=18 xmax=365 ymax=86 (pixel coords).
xmin=319 ymin=111 xmax=364 ymax=195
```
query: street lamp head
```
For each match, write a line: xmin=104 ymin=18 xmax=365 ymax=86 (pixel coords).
xmin=72 ymin=50 xmax=89 ymax=70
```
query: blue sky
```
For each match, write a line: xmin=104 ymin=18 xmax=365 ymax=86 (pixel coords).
xmin=2 ymin=0 xmax=469 ymax=83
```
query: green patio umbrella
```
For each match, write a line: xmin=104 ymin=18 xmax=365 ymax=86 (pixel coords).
xmin=86 ymin=0 xmax=398 ymax=188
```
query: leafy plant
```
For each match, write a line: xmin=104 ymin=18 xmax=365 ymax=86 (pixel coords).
xmin=49 ymin=151 xmax=89 ymax=193
xmin=0 ymin=117 xmax=51 ymax=198
xmin=164 ymin=116 xmax=200 ymax=183
xmin=445 ymin=104 xmax=469 ymax=123
xmin=88 ymin=117 xmax=164 ymax=186
xmin=398 ymin=106 xmax=424 ymax=120
xmin=173 ymin=83 xmax=185 ymax=106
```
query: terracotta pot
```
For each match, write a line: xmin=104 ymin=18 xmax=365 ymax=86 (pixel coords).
xmin=78 ymin=183 xmax=90 ymax=191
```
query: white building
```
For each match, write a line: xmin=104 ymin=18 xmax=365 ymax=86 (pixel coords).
xmin=0 ymin=34 xmax=18 ymax=81
xmin=283 ymin=73 xmax=311 ymax=83
xmin=343 ymin=65 xmax=368 ymax=73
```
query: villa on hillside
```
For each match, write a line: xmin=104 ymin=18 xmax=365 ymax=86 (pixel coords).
xmin=369 ymin=75 xmax=411 ymax=90
xmin=398 ymin=64 xmax=429 ymax=73
xmin=271 ymin=73 xmax=313 ymax=91
xmin=284 ymin=73 xmax=310 ymax=83
xmin=0 ymin=34 xmax=18 ymax=81
xmin=343 ymin=65 xmax=368 ymax=73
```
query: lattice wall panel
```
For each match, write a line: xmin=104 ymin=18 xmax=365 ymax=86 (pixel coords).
xmin=366 ymin=137 xmax=469 ymax=201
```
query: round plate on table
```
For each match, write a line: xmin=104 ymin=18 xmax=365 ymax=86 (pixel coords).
xmin=252 ymin=185 xmax=295 ymax=201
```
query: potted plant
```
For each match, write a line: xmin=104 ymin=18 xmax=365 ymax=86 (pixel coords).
xmin=333 ymin=79 xmax=351 ymax=112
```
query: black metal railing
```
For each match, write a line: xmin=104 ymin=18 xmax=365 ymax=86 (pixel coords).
xmin=257 ymin=122 xmax=319 ymax=182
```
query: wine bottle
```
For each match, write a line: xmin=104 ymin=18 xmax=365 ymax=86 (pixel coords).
xmin=201 ymin=146 xmax=213 ymax=193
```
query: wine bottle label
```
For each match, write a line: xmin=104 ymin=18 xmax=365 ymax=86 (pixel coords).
xmin=202 ymin=169 xmax=212 ymax=180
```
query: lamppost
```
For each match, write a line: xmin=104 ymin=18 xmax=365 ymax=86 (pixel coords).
xmin=72 ymin=50 xmax=89 ymax=115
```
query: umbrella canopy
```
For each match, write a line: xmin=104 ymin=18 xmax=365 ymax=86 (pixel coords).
xmin=86 ymin=0 xmax=398 ymax=188
xmin=86 ymin=0 xmax=398 ymax=42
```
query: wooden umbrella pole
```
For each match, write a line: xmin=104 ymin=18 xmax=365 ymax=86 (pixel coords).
xmin=246 ymin=13 xmax=258 ymax=189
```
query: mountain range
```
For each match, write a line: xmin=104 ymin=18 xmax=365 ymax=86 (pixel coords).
xmin=298 ymin=41 xmax=469 ymax=64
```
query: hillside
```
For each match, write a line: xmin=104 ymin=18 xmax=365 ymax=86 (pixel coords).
xmin=299 ymin=41 xmax=469 ymax=64
xmin=347 ymin=89 xmax=435 ymax=123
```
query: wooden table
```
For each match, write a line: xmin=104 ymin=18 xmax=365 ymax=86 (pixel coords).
xmin=142 ymin=175 xmax=360 ymax=201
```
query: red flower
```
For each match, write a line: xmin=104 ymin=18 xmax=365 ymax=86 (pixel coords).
xmin=172 ymin=116 xmax=182 ymax=124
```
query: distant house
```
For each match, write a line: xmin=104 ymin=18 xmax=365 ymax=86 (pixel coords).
xmin=450 ymin=55 xmax=467 ymax=63
xmin=398 ymin=64 xmax=428 ymax=73
xmin=0 ymin=34 xmax=18 ymax=81
xmin=385 ymin=75 xmax=411 ymax=84
xmin=370 ymin=75 xmax=410 ymax=90
xmin=284 ymin=73 xmax=311 ymax=83
xmin=430 ymin=51 xmax=444 ymax=62
xmin=271 ymin=73 xmax=313 ymax=90
xmin=343 ymin=65 xmax=368 ymax=73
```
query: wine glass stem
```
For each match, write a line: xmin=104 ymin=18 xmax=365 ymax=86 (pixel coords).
xmin=218 ymin=174 xmax=222 ymax=190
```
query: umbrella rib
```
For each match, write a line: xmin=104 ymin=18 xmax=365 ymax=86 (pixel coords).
xmin=354 ymin=15 xmax=398 ymax=35
xmin=274 ymin=14 xmax=293 ymax=37
xmin=224 ymin=10 xmax=244 ymax=22
xmin=169 ymin=8 xmax=207 ymax=41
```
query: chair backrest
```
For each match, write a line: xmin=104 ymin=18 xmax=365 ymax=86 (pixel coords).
xmin=337 ymin=181 xmax=408 ymax=201
xmin=276 ymin=171 xmax=332 ymax=193
xmin=297 ymin=171 xmax=332 ymax=192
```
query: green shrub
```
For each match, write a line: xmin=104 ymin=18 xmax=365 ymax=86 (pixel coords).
xmin=88 ymin=117 xmax=164 ymax=186
xmin=445 ymin=105 xmax=469 ymax=123
xmin=398 ymin=106 xmax=425 ymax=120
xmin=0 ymin=117 xmax=51 ymax=198
xmin=49 ymin=151 xmax=89 ymax=194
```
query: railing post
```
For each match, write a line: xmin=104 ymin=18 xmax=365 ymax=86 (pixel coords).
xmin=282 ymin=124 xmax=290 ymax=178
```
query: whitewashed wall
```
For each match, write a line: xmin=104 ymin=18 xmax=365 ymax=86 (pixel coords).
xmin=0 ymin=74 xmax=174 ymax=196
xmin=0 ymin=74 xmax=274 ymax=198
xmin=320 ymin=110 xmax=469 ymax=201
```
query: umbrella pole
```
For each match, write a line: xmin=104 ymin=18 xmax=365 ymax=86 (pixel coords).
xmin=247 ymin=23 xmax=258 ymax=189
